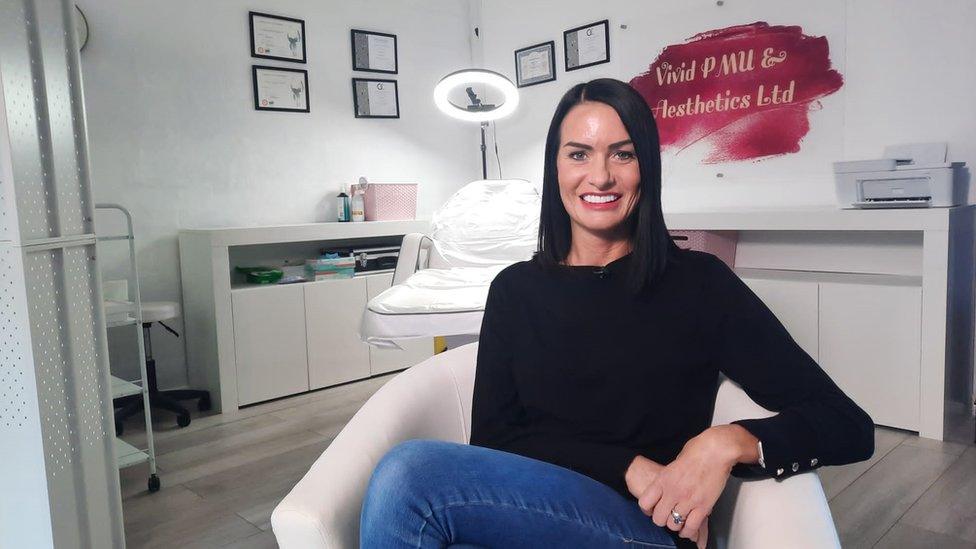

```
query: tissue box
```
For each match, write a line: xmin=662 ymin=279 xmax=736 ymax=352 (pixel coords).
xmin=352 ymin=183 xmax=417 ymax=221
xmin=669 ymin=230 xmax=738 ymax=268
xmin=305 ymin=257 xmax=356 ymax=280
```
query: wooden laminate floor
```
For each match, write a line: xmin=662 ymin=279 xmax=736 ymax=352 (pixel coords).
xmin=119 ymin=375 xmax=976 ymax=548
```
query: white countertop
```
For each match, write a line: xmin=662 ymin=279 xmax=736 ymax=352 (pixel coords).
xmin=179 ymin=206 xmax=973 ymax=247
xmin=664 ymin=205 xmax=972 ymax=231
xmin=179 ymin=219 xmax=431 ymax=246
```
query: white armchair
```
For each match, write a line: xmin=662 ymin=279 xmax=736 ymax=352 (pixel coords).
xmin=271 ymin=343 xmax=841 ymax=549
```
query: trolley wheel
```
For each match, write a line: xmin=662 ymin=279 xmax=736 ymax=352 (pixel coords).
xmin=198 ymin=394 xmax=212 ymax=412
xmin=148 ymin=474 xmax=160 ymax=493
xmin=177 ymin=413 xmax=191 ymax=428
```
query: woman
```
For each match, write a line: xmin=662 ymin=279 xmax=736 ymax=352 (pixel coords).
xmin=360 ymin=78 xmax=874 ymax=548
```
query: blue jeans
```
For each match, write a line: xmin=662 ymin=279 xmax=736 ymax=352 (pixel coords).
xmin=360 ymin=439 xmax=678 ymax=548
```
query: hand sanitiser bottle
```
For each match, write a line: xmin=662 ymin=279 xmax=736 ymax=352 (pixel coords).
xmin=351 ymin=187 xmax=365 ymax=222
xmin=337 ymin=190 xmax=350 ymax=222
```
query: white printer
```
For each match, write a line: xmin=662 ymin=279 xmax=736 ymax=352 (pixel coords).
xmin=834 ymin=142 xmax=967 ymax=209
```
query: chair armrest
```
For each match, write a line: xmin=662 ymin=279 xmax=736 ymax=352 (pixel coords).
xmin=270 ymin=346 xmax=473 ymax=549
xmin=713 ymin=473 xmax=839 ymax=549
xmin=392 ymin=233 xmax=431 ymax=285
xmin=709 ymin=376 xmax=840 ymax=548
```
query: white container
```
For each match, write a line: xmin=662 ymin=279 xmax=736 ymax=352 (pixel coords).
xmin=351 ymin=190 xmax=365 ymax=222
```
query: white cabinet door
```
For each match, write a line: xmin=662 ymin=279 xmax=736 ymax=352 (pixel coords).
xmin=740 ymin=277 xmax=820 ymax=361
xmin=366 ymin=273 xmax=434 ymax=375
xmin=305 ymin=277 xmax=371 ymax=389
xmin=819 ymin=282 xmax=921 ymax=430
xmin=232 ymin=286 xmax=309 ymax=406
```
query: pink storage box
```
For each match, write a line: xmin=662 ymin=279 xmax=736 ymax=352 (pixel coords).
xmin=669 ymin=230 xmax=738 ymax=268
xmin=351 ymin=183 xmax=418 ymax=221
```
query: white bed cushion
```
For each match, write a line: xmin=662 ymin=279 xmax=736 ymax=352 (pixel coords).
xmin=360 ymin=308 xmax=484 ymax=347
xmin=368 ymin=265 xmax=508 ymax=314
xmin=360 ymin=265 xmax=511 ymax=346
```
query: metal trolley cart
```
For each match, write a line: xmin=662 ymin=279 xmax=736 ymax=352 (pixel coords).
xmin=96 ymin=204 xmax=160 ymax=493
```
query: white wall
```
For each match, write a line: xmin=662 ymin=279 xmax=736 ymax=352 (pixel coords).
xmin=477 ymin=0 xmax=976 ymax=211
xmin=81 ymin=0 xmax=480 ymax=388
xmin=81 ymin=0 xmax=976 ymax=389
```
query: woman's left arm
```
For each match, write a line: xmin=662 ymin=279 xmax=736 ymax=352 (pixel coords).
xmin=703 ymin=255 xmax=874 ymax=477
xmin=636 ymin=254 xmax=875 ymax=542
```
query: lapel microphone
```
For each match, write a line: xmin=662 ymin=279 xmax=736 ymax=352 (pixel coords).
xmin=594 ymin=267 xmax=608 ymax=279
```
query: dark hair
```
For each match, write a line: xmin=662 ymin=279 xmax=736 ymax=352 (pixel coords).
xmin=535 ymin=78 xmax=678 ymax=293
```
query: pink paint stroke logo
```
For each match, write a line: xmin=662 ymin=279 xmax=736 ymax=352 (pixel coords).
xmin=629 ymin=22 xmax=843 ymax=163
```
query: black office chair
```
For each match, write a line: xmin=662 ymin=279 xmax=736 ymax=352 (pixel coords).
xmin=113 ymin=301 xmax=211 ymax=435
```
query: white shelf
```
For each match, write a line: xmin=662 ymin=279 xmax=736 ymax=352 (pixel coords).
xmin=230 ymin=269 xmax=396 ymax=292
xmin=110 ymin=376 xmax=142 ymax=399
xmin=104 ymin=299 xmax=139 ymax=328
xmin=106 ymin=316 xmax=138 ymax=328
xmin=114 ymin=438 xmax=149 ymax=469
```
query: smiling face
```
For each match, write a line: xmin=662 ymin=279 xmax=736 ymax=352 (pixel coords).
xmin=556 ymin=101 xmax=641 ymax=242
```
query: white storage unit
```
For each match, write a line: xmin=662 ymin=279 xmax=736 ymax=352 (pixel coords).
xmin=666 ymin=207 xmax=976 ymax=440
xmin=819 ymin=281 xmax=922 ymax=430
xmin=232 ymin=284 xmax=310 ymax=406
xmin=180 ymin=221 xmax=434 ymax=413
xmin=305 ymin=276 xmax=371 ymax=391
xmin=741 ymin=277 xmax=820 ymax=362
xmin=738 ymin=270 xmax=924 ymax=431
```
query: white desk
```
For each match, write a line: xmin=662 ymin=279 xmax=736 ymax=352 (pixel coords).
xmin=179 ymin=220 xmax=432 ymax=415
xmin=665 ymin=206 xmax=975 ymax=440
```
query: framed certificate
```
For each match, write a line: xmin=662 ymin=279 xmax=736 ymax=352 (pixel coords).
xmin=253 ymin=66 xmax=310 ymax=112
xmin=351 ymin=29 xmax=398 ymax=74
xmin=564 ymin=19 xmax=610 ymax=71
xmin=514 ymin=41 xmax=556 ymax=88
xmin=352 ymin=78 xmax=399 ymax=119
xmin=249 ymin=11 xmax=306 ymax=63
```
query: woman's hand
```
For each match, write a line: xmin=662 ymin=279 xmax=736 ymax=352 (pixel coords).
xmin=635 ymin=424 xmax=758 ymax=548
xmin=626 ymin=455 xmax=711 ymax=547
xmin=625 ymin=455 xmax=665 ymax=497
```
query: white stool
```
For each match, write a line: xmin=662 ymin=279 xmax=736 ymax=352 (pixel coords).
xmin=113 ymin=301 xmax=211 ymax=434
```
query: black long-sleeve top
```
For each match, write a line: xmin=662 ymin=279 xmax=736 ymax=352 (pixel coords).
xmin=470 ymin=249 xmax=874 ymax=500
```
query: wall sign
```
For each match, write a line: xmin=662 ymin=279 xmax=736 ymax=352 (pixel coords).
xmin=630 ymin=22 xmax=843 ymax=163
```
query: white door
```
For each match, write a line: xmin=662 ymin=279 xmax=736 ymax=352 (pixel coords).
xmin=366 ymin=272 xmax=434 ymax=375
xmin=740 ymin=277 xmax=820 ymax=361
xmin=232 ymin=285 xmax=309 ymax=406
xmin=819 ymin=281 xmax=921 ymax=430
xmin=305 ymin=277 xmax=371 ymax=389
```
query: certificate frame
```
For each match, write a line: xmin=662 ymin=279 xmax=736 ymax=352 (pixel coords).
xmin=563 ymin=19 xmax=610 ymax=72
xmin=249 ymin=11 xmax=307 ymax=64
xmin=350 ymin=29 xmax=399 ymax=74
xmin=514 ymin=41 xmax=557 ymax=88
xmin=253 ymin=65 xmax=310 ymax=113
xmin=352 ymin=78 xmax=400 ymax=119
